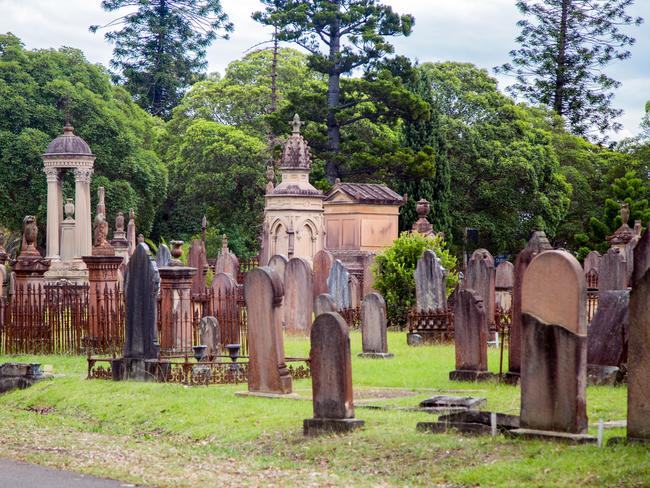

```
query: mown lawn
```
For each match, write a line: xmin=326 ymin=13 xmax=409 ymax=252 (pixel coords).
xmin=0 ymin=331 xmax=647 ymax=487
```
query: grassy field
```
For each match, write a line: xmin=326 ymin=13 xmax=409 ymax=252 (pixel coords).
xmin=0 ymin=331 xmax=648 ymax=487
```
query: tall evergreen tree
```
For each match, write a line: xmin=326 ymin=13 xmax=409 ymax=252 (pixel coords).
xmin=496 ymin=0 xmax=643 ymax=140
xmin=253 ymin=0 xmax=414 ymax=182
xmin=91 ymin=0 xmax=233 ymax=119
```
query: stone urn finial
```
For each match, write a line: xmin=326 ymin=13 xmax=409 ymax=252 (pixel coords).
xmin=621 ymin=202 xmax=630 ymax=225
xmin=291 ymin=113 xmax=303 ymax=134
xmin=21 ymin=215 xmax=40 ymax=257
xmin=416 ymin=199 xmax=430 ymax=219
xmin=64 ymin=198 xmax=75 ymax=221
xmin=115 ymin=212 xmax=124 ymax=232
xmin=170 ymin=240 xmax=183 ymax=266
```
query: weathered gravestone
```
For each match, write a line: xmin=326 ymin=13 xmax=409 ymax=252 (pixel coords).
xmin=587 ymin=290 xmax=629 ymax=385
xmin=495 ymin=261 xmax=514 ymax=312
xmin=465 ymin=249 xmax=496 ymax=325
xmin=313 ymin=249 xmax=333 ymax=300
xmin=199 ymin=316 xmax=221 ymax=359
xmin=211 ymin=272 xmax=239 ymax=346
xmin=155 ymin=243 xmax=171 ymax=267
xmin=113 ymin=243 xmax=160 ymax=381
xmin=314 ymin=293 xmax=337 ymax=317
xmin=583 ymin=251 xmax=602 ymax=277
xmin=599 ymin=247 xmax=628 ymax=292
xmin=414 ymin=250 xmax=447 ymax=312
xmin=511 ymin=250 xmax=594 ymax=442
xmin=506 ymin=231 xmax=552 ymax=384
xmin=284 ymin=257 xmax=314 ymax=334
xmin=359 ymin=292 xmax=393 ymax=359
xmin=215 ymin=235 xmax=240 ymax=281
xmin=627 ymin=228 xmax=650 ymax=443
xmin=244 ymin=267 xmax=292 ymax=395
xmin=188 ymin=239 xmax=207 ymax=297
xmin=304 ymin=312 xmax=364 ymax=435
xmin=449 ymin=289 xmax=494 ymax=381
xmin=349 ymin=274 xmax=362 ymax=309
xmin=327 ymin=259 xmax=351 ymax=310
xmin=268 ymin=254 xmax=288 ymax=327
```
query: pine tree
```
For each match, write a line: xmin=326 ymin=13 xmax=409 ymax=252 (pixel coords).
xmin=496 ymin=0 xmax=643 ymax=140
xmin=91 ymin=0 xmax=233 ymax=119
xmin=253 ymin=0 xmax=414 ymax=182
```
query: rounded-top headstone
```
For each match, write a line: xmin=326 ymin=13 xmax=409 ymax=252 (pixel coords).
xmin=268 ymin=254 xmax=289 ymax=284
xmin=583 ymin=250 xmax=602 ymax=274
xmin=495 ymin=261 xmax=514 ymax=289
xmin=360 ymin=292 xmax=388 ymax=354
xmin=314 ymin=293 xmax=337 ymax=317
xmin=313 ymin=249 xmax=334 ymax=299
xmin=284 ymin=257 xmax=314 ymax=333
xmin=156 ymin=243 xmax=172 ymax=267
xmin=522 ymin=250 xmax=586 ymax=336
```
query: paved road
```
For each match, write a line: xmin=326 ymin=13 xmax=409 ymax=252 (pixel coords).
xmin=0 ymin=458 xmax=144 ymax=488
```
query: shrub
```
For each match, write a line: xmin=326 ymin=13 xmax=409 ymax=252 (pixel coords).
xmin=372 ymin=232 xmax=458 ymax=327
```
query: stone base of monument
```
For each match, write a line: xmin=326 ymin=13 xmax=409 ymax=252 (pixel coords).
xmin=449 ymin=370 xmax=497 ymax=382
xmin=417 ymin=421 xmax=493 ymax=435
xmin=587 ymin=364 xmax=624 ymax=386
xmin=508 ymin=428 xmax=596 ymax=444
xmin=235 ymin=390 xmax=300 ymax=400
xmin=438 ymin=411 xmax=520 ymax=430
xmin=0 ymin=363 xmax=47 ymax=394
xmin=502 ymin=371 xmax=520 ymax=385
xmin=303 ymin=418 xmax=365 ymax=436
xmin=111 ymin=358 xmax=161 ymax=382
xmin=357 ymin=352 xmax=394 ymax=359
xmin=419 ymin=396 xmax=486 ymax=411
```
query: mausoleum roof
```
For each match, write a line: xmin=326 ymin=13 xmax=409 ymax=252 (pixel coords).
xmin=43 ymin=124 xmax=93 ymax=157
xmin=279 ymin=114 xmax=311 ymax=171
xmin=324 ymin=182 xmax=404 ymax=205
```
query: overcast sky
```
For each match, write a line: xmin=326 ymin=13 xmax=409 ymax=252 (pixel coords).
xmin=1 ymin=0 xmax=648 ymax=139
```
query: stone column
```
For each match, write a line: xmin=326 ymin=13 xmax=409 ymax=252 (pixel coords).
xmin=74 ymin=167 xmax=93 ymax=259
xmin=158 ymin=266 xmax=197 ymax=354
xmin=44 ymin=167 xmax=61 ymax=260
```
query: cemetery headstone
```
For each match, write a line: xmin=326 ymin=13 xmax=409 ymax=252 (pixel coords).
xmin=268 ymin=254 xmax=288 ymax=284
xmin=314 ymin=293 xmax=337 ymax=317
xmin=284 ymin=257 xmax=314 ymax=334
xmin=349 ymin=274 xmax=362 ymax=309
xmin=414 ymin=250 xmax=447 ymax=312
xmin=210 ymin=272 xmax=239 ymax=347
xmin=495 ymin=260 xmax=514 ymax=313
xmin=327 ymin=259 xmax=351 ymax=310
xmin=304 ymin=312 xmax=364 ymax=435
xmin=599 ymin=247 xmax=628 ymax=292
xmin=199 ymin=316 xmax=221 ymax=359
xmin=583 ymin=251 xmax=602 ymax=277
xmin=449 ymin=289 xmax=494 ymax=381
xmin=244 ymin=267 xmax=292 ymax=395
xmin=465 ymin=249 xmax=496 ymax=324
xmin=156 ymin=244 xmax=172 ymax=267
xmin=512 ymin=250 xmax=593 ymax=442
xmin=215 ymin=234 xmax=240 ymax=281
xmin=359 ymin=292 xmax=393 ymax=359
xmin=312 ymin=249 xmax=333 ymax=300
xmin=188 ymin=239 xmax=207 ymax=297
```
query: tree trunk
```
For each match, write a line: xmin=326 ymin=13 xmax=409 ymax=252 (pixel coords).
xmin=553 ymin=0 xmax=571 ymax=116
xmin=326 ymin=3 xmax=342 ymax=184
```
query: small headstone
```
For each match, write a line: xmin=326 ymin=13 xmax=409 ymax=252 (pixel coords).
xmin=465 ymin=249 xmax=496 ymax=324
xmin=284 ymin=257 xmax=314 ymax=334
xmin=312 ymin=249 xmax=333 ymax=299
xmin=244 ymin=267 xmax=292 ymax=395
xmin=495 ymin=261 xmax=514 ymax=289
xmin=349 ymin=274 xmax=362 ymax=308
xmin=303 ymin=312 xmax=364 ymax=436
xmin=599 ymin=247 xmax=628 ymax=292
xmin=449 ymin=289 xmax=494 ymax=381
xmin=156 ymin=244 xmax=172 ymax=267
xmin=359 ymin=293 xmax=393 ymax=359
xmin=199 ymin=316 xmax=221 ymax=358
xmin=414 ymin=250 xmax=448 ymax=312
xmin=327 ymin=259 xmax=351 ymax=310
xmin=407 ymin=333 xmax=423 ymax=346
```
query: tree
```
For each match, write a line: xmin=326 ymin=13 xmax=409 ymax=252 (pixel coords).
xmin=253 ymin=0 xmax=414 ymax=182
xmin=496 ymin=0 xmax=643 ymax=139
xmin=91 ymin=0 xmax=233 ymax=119
xmin=0 ymin=34 xmax=166 ymax=239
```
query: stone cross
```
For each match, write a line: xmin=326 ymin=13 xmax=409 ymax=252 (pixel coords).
xmin=414 ymin=250 xmax=448 ymax=312
xmin=327 ymin=259 xmax=351 ymax=310
xmin=599 ymin=247 xmax=628 ymax=291
xmin=519 ymin=250 xmax=588 ymax=434
xmin=156 ymin=244 xmax=172 ymax=267
xmin=314 ymin=293 xmax=337 ymax=317
xmin=313 ymin=249 xmax=333 ymax=300
xmin=284 ymin=257 xmax=314 ymax=334
xmin=465 ymin=249 xmax=496 ymax=324
xmin=359 ymin=293 xmax=393 ymax=358
xmin=303 ymin=312 xmax=364 ymax=435
xmin=244 ymin=267 xmax=292 ymax=395
xmin=449 ymin=289 xmax=492 ymax=381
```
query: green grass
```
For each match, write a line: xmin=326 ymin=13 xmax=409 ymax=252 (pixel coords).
xmin=0 ymin=331 xmax=647 ymax=487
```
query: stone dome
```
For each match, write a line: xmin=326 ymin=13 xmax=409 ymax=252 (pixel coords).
xmin=279 ymin=114 xmax=311 ymax=170
xmin=43 ymin=124 xmax=93 ymax=157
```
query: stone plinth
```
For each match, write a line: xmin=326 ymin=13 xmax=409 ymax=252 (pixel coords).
xmin=158 ymin=266 xmax=197 ymax=354
xmin=82 ymin=255 xmax=123 ymax=347
xmin=13 ymin=256 xmax=50 ymax=296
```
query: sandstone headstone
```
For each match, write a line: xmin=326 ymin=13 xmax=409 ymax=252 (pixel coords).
xmin=359 ymin=292 xmax=392 ymax=358
xmin=449 ymin=289 xmax=493 ymax=381
xmin=244 ymin=267 xmax=292 ymax=395
xmin=349 ymin=274 xmax=362 ymax=308
xmin=314 ymin=293 xmax=337 ymax=317
xmin=495 ymin=261 xmax=514 ymax=312
xmin=583 ymin=251 xmax=602 ymax=276
xmin=599 ymin=247 xmax=628 ymax=292
xmin=627 ymin=228 xmax=650 ymax=442
xmin=199 ymin=316 xmax=221 ymax=358
xmin=215 ymin=235 xmax=240 ymax=281
xmin=211 ymin=272 xmax=238 ymax=346
xmin=518 ymin=250 xmax=588 ymax=435
xmin=507 ymin=231 xmax=553 ymax=383
xmin=156 ymin=244 xmax=172 ymax=267
xmin=465 ymin=249 xmax=496 ymax=324
xmin=313 ymin=249 xmax=333 ymax=299
xmin=362 ymin=253 xmax=377 ymax=297
xmin=327 ymin=259 xmax=351 ymax=310
xmin=268 ymin=254 xmax=288 ymax=284
xmin=304 ymin=312 xmax=364 ymax=435
xmin=414 ymin=250 xmax=447 ymax=312
xmin=284 ymin=257 xmax=314 ymax=334
xmin=188 ymin=239 xmax=207 ymax=296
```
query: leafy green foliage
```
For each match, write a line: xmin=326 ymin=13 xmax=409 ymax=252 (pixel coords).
xmin=0 ymin=34 xmax=166 ymax=239
xmin=372 ymin=232 xmax=458 ymax=326
xmin=91 ymin=0 xmax=233 ymax=119
xmin=496 ymin=0 xmax=643 ymax=139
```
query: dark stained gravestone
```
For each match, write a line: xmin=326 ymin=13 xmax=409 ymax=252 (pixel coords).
xmin=506 ymin=231 xmax=552 ymax=384
xmin=587 ymin=290 xmax=629 ymax=385
xmin=314 ymin=293 xmax=337 ymax=317
xmin=599 ymin=247 xmax=628 ymax=292
xmin=155 ymin=243 xmax=172 ymax=268
xmin=449 ymin=289 xmax=494 ymax=381
xmin=359 ymin=292 xmax=393 ymax=359
xmin=327 ymin=259 xmax=351 ymax=310
xmin=465 ymin=249 xmax=496 ymax=325
xmin=284 ymin=257 xmax=313 ymax=334
xmin=512 ymin=250 xmax=594 ymax=442
xmin=245 ymin=267 xmax=292 ymax=395
xmin=304 ymin=312 xmax=364 ymax=435
xmin=414 ymin=250 xmax=447 ymax=312
xmin=199 ymin=316 xmax=221 ymax=359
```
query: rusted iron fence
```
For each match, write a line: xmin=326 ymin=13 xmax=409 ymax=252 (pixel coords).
xmin=407 ymin=308 xmax=455 ymax=343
